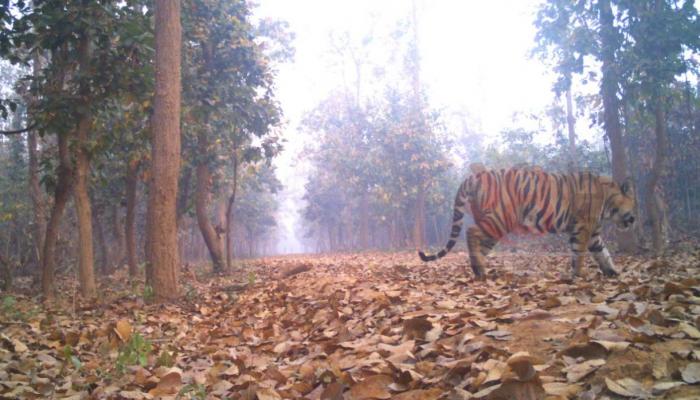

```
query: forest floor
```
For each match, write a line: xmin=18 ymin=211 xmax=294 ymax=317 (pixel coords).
xmin=2 ymin=247 xmax=700 ymax=399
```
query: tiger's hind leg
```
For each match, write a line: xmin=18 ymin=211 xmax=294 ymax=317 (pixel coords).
xmin=466 ymin=226 xmax=497 ymax=279
xmin=588 ymin=230 xmax=618 ymax=277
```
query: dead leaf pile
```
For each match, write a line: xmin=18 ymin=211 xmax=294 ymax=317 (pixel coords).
xmin=1 ymin=248 xmax=700 ymax=399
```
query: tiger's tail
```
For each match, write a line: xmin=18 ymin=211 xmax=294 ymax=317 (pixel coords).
xmin=418 ymin=178 xmax=471 ymax=262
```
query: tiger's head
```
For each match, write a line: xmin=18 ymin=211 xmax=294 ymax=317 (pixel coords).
xmin=607 ymin=178 xmax=636 ymax=231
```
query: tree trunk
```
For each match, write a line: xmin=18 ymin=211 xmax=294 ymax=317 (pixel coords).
xmin=94 ymin=211 xmax=110 ymax=274
xmin=28 ymin=131 xmax=46 ymax=267
xmin=646 ymin=99 xmax=668 ymax=255
xmin=125 ymin=159 xmax=139 ymax=277
xmin=195 ymin=135 xmax=225 ymax=272
xmin=195 ymin=162 xmax=225 ymax=272
xmin=68 ymin=30 xmax=97 ymax=299
xmin=112 ymin=204 xmax=126 ymax=268
xmin=565 ymin=86 xmax=578 ymax=171
xmin=225 ymin=154 xmax=239 ymax=269
xmin=599 ymin=0 xmax=635 ymax=252
xmin=0 ymin=252 xmax=11 ymax=291
xmin=413 ymin=184 xmax=427 ymax=249
xmin=359 ymin=192 xmax=369 ymax=250
xmin=147 ymin=0 xmax=181 ymax=301
xmin=73 ymin=114 xmax=97 ymax=299
xmin=42 ymin=134 xmax=73 ymax=302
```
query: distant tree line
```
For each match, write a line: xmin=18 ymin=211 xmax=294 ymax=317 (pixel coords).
xmin=300 ymin=0 xmax=700 ymax=256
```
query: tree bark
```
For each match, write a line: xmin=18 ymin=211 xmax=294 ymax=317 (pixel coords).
xmin=125 ymin=159 xmax=139 ymax=277
xmin=225 ymin=153 xmax=239 ymax=269
xmin=0 ymin=252 xmax=11 ymax=291
xmin=195 ymin=136 xmax=225 ymax=273
xmin=42 ymin=133 xmax=73 ymax=302
xmin=359 ymin=192 xmax=369 ymax=250
xmin=646 ymin=99 xmax=669 ymax=255
xmin=413 ymin=183 xmax=427 ymax=249
xmin=112 ymin=204 xmax=126 ymax=267
xmin=72 ymin=31 xmax=97 ymax=299
xmin=599 ymin=0 xmax=635 ymax=252
xmin=94 ymin=210 xmax=110 ymax=274
xmin=28 ymin=54 xmax=46 ymax=269
xmin=147 ymin=0 xmax=182 ymax=301
xmin=73 ymin=115 xmax=97 ymax=298
xmin=565 ymin=87 xmax=578 ymax=171
xmin=28 ymin=131 xmax=46 ymax=267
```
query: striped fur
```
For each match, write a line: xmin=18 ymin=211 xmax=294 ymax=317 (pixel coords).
xmin=419 ymin=165 xmax=636 ymax=279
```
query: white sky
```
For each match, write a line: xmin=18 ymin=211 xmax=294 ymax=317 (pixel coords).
xmin=253 ymin=0 xmax=557 ymax=253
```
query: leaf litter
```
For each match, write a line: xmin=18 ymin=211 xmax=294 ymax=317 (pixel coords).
xmin=0 ymin=248 xmax=700 ymax=398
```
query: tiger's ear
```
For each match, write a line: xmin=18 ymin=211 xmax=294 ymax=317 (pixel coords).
xmin=620 ymin=178 xmax=635 ymax=197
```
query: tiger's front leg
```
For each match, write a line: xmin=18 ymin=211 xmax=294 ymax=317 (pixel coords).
xmin=587 ymin=231 xmax=618 ymax=277
xmin=568 ymin=226 xmax=591 ymax=278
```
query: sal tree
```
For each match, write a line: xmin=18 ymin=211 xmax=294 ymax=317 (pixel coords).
xmin=0 ymin=0 xmax=155 ymax=301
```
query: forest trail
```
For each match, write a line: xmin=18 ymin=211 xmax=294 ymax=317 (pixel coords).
xmin=2 ymin=249 xmax=700 ymax=399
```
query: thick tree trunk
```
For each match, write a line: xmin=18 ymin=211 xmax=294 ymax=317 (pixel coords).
xmin=565 ymin=87 xmax=578 ymax=171
xmin=73 ymin=115 xmax=97 ymax=299
xmin=42 ymin=134 xmax=73 ymax=302
xmin=195 ymin=152 xmax=225 ymax=273
xmin=125 ymin=159 xmax=139 ymax=277
xmin=147 ymin=0 xmax=182 ymax=301
xmin=646 ymin=100 xmax=669 ymax=255
xmin=599 ymin=0 xmax=635 ymax=252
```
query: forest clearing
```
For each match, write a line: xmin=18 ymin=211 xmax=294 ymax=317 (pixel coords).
xmin=2 ymin=0 xmax=700 ymax=399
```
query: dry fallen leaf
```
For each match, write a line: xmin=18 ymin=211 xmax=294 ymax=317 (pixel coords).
xmin=681 ymin=362 xmax=700 ymax=384
xmin=564 ymin=359 xmax=605 ymax=383
xmin=347 ymin=374 xmax=393 ymax=400
xmin=604 ymin=377 xmax=651 ymax=398
xmin=114 ymin=319 xmax=133 ymax=343
xmin=391 ymin=388 xmax=443 ymax=400
xmin=542 ymin=382 xmax=582 ymax=397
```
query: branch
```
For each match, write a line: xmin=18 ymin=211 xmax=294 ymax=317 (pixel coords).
xmin=0 ymin=122 xmax=38 ymax=135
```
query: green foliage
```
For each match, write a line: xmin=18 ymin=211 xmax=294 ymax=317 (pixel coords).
xmin=233 ymin=162 xmax=282 ymax=256
xmin=115 ymin=332 xmax=153 ymax=374
xmin=62 ymin=345 xmax=82 ymax=370
xmin=247 ymin=271 xmax=256 ymax=286
xmin=142 ymin=285 xmax=155 ymax=303
xmin=1 ymin=295 xmax=15 ymax=317
xmin=0 ymin=295 xmax=37 ymax=321
xmin=177 ymin=384 xmax=207 ymax=400
xmin=156 ymin=347 xmax=177 ymax=368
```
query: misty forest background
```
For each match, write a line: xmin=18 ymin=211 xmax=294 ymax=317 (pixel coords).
xmin=0 ymin=0 xmax=700 ymax=301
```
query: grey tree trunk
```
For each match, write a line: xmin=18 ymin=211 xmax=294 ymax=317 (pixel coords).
xmin=646 ymin=99 xmax=669 ymax=255
xmin=599 ymin=0 xmax=635 ymax=252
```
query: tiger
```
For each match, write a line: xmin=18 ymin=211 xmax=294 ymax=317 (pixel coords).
xmin=418 ymin=164 xmax=636 ymax=279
